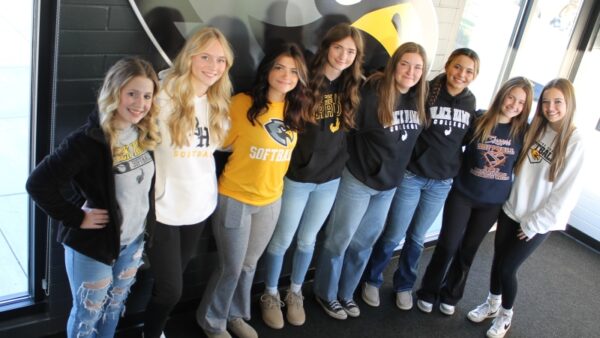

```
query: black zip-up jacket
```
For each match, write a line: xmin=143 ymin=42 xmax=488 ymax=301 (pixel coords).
xmin=407 ymin=74 xmax=476 ymax=180
xmin=26 ymin=111 xmax=156 ymax=265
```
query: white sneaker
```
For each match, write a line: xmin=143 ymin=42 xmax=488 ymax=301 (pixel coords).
xmin=396 ymin=291 xmax=413 ymax=310
xmin=486 ymin=308 xmax=513 ymax=338
xmin=361 ymin=282 xmax=380 ymax=307
xmin=468 ymin=299 xmax=500 ymax=323
xmin=439 ymin=302 xmax=455 ymax=315
xmin=416 ymin=299 xmax=433 ymax=313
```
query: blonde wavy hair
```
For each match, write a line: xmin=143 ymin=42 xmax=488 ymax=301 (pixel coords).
xmin=161 ymin=27 xmax=234 ymax=147
xmin=97 ymin=57 xmax=161 ymax=152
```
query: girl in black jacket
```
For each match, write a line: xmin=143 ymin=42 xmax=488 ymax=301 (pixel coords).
xmin=26 ymin=57 xmax=160 ymax=338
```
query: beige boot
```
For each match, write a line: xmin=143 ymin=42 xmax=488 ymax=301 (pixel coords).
xmin=259 ymin=292 xmax=284 ymax=329
xmin=284 ymin=290 xmax=305 ymax=326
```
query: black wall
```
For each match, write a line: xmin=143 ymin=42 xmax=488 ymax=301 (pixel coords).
xmin=3 ymin=0 xmax=229 ymax=336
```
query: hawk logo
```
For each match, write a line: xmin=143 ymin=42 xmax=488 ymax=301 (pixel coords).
xmin=128 ymin=0 xmax=438 ymax=82
xmin=527 ymin=142 xmax=552 ymax=164
xmin=264 ymin=119 xmax=294 ymax=146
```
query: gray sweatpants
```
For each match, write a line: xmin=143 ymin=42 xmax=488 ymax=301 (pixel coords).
xmin=197 ymin=194 xmax=281 ymax=333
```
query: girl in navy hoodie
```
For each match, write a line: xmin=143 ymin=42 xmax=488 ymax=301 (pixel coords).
xmin=415 ymin=76 xmax=532 ymax=315
xmin=362 ymin=48 xmax=480 ymax=311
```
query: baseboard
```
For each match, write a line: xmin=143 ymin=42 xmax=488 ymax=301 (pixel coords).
xmin=564 ymin=225 xmax=600 ymax=253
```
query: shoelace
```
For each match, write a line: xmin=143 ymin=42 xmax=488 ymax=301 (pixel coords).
xmin=341 ymin=299 xmax=358 ymax=309
xmin=285 ymin=292 xmax=303 ymax=307
xmin=261 ymin=294 xmax=284 ymax=309
xmin=327 ymin=299 xmax=344 ymax=311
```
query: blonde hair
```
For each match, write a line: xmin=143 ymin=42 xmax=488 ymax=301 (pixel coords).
xmin=97 ymin=57 xmax=161 ymax=152
xmin=162 ymin=27 xmax=233 ymax=147
xmin=367 ymin=42 xmax=428 ymax=127
xmin=472 ymin=76 xmax=532 ymax=143
xmin=515 ymin=78 xmax=577 ymax=181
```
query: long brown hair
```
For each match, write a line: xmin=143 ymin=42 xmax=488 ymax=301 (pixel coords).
xmin=246 ymin=43 xmax=311 ymax=132
xmin=367 ymin=42 xmax=428 ymax=127
xmin=514 ymin=78 xmax=577 ymax=181
xmin=472 ymin=76 xmax=532 ymax=143
xmin=162 ymin=27 xmax=234 ymax=147
xmin=309 ymin=23 xmax=364 ymax=130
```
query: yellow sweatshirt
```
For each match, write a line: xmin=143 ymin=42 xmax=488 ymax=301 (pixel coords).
xmin=219 ymin=93 xmax=297 ymax=206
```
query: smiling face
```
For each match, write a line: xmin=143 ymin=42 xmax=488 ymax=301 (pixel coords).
xmin=394 ymin=52 xmax=423 ymax=93
xmin=445 ymin=55 xmax=476 ymax=96
xmin=190 ymin=38 xmax=227 ymax=96
xmin=267 ymin=55 xmax=299 ymax=102
xmin=324 ymin=36 xmax=357 ymax=79
xmin=114 ymin=76 xmax=155 ymax=129
xmin=499 ymin=87 xmax=527 ymax=123
xmin=542 ymin=87 xmax=567 ymax=131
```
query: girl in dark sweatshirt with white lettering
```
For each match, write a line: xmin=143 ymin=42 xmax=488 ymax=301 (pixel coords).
xmin=313 ymin=42 xmax=428 ymax=320
xmin=363 ymin=48 xmax=480 ymax=311
xmin=415 ymin=77 xmax=532 ymax=316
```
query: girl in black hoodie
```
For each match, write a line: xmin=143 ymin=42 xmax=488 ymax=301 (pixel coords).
xmin=362 ymin=48 xmax=480 ymax=312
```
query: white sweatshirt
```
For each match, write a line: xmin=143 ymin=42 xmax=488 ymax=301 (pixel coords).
xmin=503 ymin=127 xmax=585 ymax=239
xmin=153 ymin=91 xmax=220 ymax=225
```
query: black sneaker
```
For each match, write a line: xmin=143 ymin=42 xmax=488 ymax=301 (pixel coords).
xmin=315 ymin=296 xmax=347 ymax=320
xmin=339 ymin=298 xmax=361 ymax=317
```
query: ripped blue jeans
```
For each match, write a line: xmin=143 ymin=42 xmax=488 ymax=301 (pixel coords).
xmin=64 ymin=234 xmax=144 ymax=338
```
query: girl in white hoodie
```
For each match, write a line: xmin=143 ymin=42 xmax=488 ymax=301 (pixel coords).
xmin=469 ymin=78 xmax=585 ymax=338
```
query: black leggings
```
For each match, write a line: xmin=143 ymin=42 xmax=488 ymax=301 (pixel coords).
xmin=143 ymin=221 xmax=205 ymax=338
xmin=417 ymin=188 xmax=502 ymax=304
xmin=490 ymin=211 xmax=548 ymax=309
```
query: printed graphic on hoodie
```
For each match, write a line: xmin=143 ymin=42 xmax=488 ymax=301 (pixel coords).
xmin=471 ymin=135 xmax=515 ymax=181
xmin=389 ymin=109 xmax=421 ymax=140
xmin=249 ymin=118 xmax=295 ymax=161
xmin=527 ymin=139 xmax=553 ymax=164
xmin=173 ymin=117 xmax=211 ymax=158
xmin=113 ymin=139 xmax=152 ymax=183
xmin=315 ymin=93 xmax=342 ymax=133
xmin=429 ymin=106 xmax=471 ymax=135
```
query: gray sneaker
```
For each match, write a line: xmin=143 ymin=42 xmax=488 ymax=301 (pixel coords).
xmin=315 ymin=296 xmax=347 ymax=320
xmin=361 ymin=282 xmax=380 ymax=307
xmin=339 ymin=298 xmax=361 ymax=317
xmin=439 ymin=302 xmax=455 ymax=315
xmin=396 ymin=291 xmax=413 ymax=310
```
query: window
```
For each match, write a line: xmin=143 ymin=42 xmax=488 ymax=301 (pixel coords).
xmin=0 ymin=0 xmax=34 ymax=303
xmin=455 ymin=0 xmax=527 ymax=109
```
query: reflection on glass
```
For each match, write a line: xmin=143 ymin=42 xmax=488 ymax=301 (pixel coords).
xmin=509 ymin=0 xmax=583 ymax=100
xmin=456 ymin=0 xmax=525 ymax=109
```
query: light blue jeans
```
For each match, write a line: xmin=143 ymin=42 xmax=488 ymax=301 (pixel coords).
xmin=64 ymin=234 xmax=144 ymax=338
xmin=263 ymin=177 xmax=340 ymax=289
xmin=365 ymin=170 xmax=452 ymax=292
xmin=313 ymin=169 xmax=396 ymax=301
xmin=197 ymin=195 xmax=281 ymax=333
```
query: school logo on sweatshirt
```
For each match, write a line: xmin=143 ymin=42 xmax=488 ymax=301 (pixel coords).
xmin=429 ymin=106 xmax=471 ymax=136
xmin=527 ymin=140 xmax=553 ymax=164
xmin=194 ymin=117 xmax=210 ymax=148
xmin=264 ymin=118 xmax=294 ymax=146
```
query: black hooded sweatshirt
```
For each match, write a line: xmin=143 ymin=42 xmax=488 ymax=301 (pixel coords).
xmin=407 ymin=74 xmax=476 ymax=180
xmin=26 ymin=111 xmax=156 ymax=265
xmin=346 ymin=81 xmax=424 ymax=191
xmin=286 ymin=78 xmax=348 ymax=183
